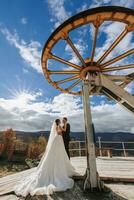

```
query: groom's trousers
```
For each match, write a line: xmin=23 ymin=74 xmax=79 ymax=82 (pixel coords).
xmin=64 ymin=140 xmax=70 ymax=159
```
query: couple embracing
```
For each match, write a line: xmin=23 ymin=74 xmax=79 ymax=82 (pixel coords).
xmin=56 ymin=117 xmax=70 ymax=159
xmin=13 ymin=117 xmax=77 ymax=197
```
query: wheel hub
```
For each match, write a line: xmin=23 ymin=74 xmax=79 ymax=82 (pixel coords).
xmin=80 ymin=60 xmax=101 ymax=80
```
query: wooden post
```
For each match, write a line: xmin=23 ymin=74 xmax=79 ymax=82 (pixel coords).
xmin=98 ymin=137 xmax=102 ymax=157
xmin=122 ymin=142 xmax=127 ymax=157
xmin=82 ymin=74 xmax=98 ymax=189
xmin=79 ymin=141 xmax=81 ymax=157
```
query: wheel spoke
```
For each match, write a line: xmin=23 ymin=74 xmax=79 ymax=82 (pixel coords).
xmin=102 ymin=64 xmax=134 ymax=72
xmin=49 ymin=53 xmax=81 ymax=70
xmin=56 ymin=75 xmax=79 ymax=85
xmin=100 ymin=48 xmax=134 ymax=68
xmin=97 ymin=27 xmax=128 ymax=65
xmin=48 ymin=70 xmax=79 ymax=75
xmin=91 ymin=26 xmax=99 ymax=62
xmin=67 ymin=79 xmax=82 ymax=90
xmin=66 ymin=36 xmax=86 ymax=67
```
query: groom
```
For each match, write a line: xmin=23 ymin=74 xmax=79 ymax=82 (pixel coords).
xmin=62 ymin=117 xmax=70 ymax=159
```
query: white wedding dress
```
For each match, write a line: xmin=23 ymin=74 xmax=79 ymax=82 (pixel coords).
xmin=14 ymin=122 xmax=77 ymax=197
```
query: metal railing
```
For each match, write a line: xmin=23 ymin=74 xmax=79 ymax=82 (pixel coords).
xmin=69 ymin=141 xmax=86 ymax=157
xmin=69 ymin=140 xmax=134 ymax=157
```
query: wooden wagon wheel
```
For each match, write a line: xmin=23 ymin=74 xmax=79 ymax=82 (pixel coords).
xmin=41 ymin=6 xmax=134 ymax=96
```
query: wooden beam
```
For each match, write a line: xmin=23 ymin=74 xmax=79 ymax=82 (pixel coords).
xmin=100 ymin=74 xmax=134 ymax=114
xmin=105 ymin=74 xmax=129 ymax=82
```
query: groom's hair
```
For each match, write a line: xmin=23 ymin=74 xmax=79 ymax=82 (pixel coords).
xmin=63 ymin=117 xmax=67 ymax=121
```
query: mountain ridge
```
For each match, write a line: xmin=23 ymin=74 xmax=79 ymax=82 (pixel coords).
xmin=1 ymin=130 xmax=134 ymax=142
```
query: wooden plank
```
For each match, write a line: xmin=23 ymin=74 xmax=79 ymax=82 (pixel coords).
xmin=0 ymin=157 xmax=134 ymax=195
xmin=0 ymin=168 xmax=36 ymax=195
xmin=70 ymin=157 xmax=134 ymax=182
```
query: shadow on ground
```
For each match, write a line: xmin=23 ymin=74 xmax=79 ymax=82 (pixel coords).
xmin=0 ymin=180 xmax=127 ymax=200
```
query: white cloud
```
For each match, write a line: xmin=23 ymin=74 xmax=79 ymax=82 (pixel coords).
xmin=0 ymin=90 xmax=134 ymax=133
xmin=21 ymin=17 xmax=27 ymax=25
xmin=51 ymin=93 xmax=82 ymax=115
xmin=92 ymin=103 xmax=134 ymax=133
xmin=0 ymin=26 xmax=42 ymax=73
xmin=47 ymin=0 xmax=70 ymax=28
xmin=0 ymin=91 xmax=82 ymax=131
xmin=76 ymin=0 xmax=134 ymax=14
xmin=90 ymin=0 xmax=134 ymax=9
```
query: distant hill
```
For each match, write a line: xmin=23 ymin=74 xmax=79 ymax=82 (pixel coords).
xmin=72 ymin=132 xmax=134 ymax=142
xmin=95 ymin=132 xmax=134 ymax=142
xmin=0 ymin=130 xmax=133 ymax=142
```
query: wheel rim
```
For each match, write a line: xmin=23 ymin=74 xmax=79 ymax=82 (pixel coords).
xmin=41 ymin=6 xmax=134 ymax=95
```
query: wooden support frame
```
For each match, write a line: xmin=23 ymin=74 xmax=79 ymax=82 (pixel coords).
xmin=82 ymin=74 xmax=98 ymax=189
xmin=41 ymin=6 xmax=134 ymax=191
xmin=100 ymin=74 xmax=134 ymax=114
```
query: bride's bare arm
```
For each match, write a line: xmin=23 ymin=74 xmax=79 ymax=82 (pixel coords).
xmin=56 ymin=126 xmax=62 ymax=135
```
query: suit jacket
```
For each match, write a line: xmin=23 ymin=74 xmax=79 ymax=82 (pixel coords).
xmin=62 ymin=123 xmax=70 ymax=143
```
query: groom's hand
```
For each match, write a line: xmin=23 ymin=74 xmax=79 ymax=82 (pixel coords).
xmin=63 ymin=122 xmax=66 ymax=127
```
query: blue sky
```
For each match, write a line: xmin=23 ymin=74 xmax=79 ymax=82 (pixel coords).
xmin=0 ymin=0 xmax=134 ymax=132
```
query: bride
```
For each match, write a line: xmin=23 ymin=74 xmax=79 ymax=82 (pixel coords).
xmin=14 ymin=119 xmax=77 ymax=197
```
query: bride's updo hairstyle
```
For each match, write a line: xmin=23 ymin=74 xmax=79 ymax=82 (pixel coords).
xmin=55 ymin=119 xmax=60 ymax=126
